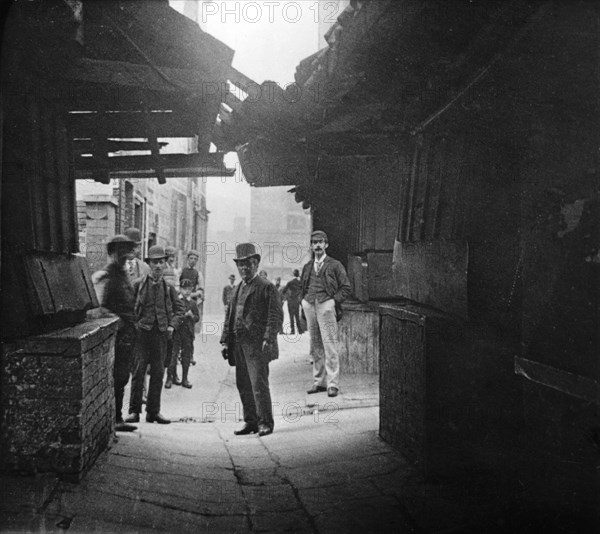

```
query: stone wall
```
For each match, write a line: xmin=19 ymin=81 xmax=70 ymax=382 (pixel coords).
xmin=1 ymin=317 xmax=119 ymax=480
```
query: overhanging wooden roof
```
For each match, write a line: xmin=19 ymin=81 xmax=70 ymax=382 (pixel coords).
xmin=215 ymin=0 xmax=544 ymax=187
xmin=58 ymin=0 xmax=242 ymax=183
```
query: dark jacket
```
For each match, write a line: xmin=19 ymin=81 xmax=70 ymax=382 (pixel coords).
xmin=96 ymin=262 xmax=136 ymax=326
xmin=222 ymin=284 xmax=235 ymax=306
xmin=133 ymin=275 xmax=184 ymax=332
xmin=220 ymin=275 xmax=283 ymax=363
xmin=282 ymin=278 xmax=302 ymax=303
xmin=300 ymin=255 xmax=352 ymax=304
xmin=178 ymin=295 xmax=200 ymax=337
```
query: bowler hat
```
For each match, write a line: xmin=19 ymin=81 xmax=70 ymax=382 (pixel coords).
xmin=145 ymin=245 xmax=167 ymax=262
xmin=106 ymin=234 xmax=135 ymax=253
xmin=180 ymin=279 xmax=194 ymax=289
xmin=311 ymin=230 xmax=328 ymax=242
xmin=124 ymin=227 xmax=142 ymax=244
xmin=187 ymin=249 xmax=200 ymax=258
xmin=228 ymin=274 xmax=236 ymax=280
xmin=233 ymin=242 xmax=261 ymax=263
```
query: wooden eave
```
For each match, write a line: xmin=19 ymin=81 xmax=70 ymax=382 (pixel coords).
xmin=221 ymin=0 xmax=545 ymax=187
xmin=59 ymin=0 xmax=246 ymax=183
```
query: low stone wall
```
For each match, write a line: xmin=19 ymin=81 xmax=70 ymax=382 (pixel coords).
xmin=338 ymin=301 xmax=379 ymax=374
xmin=1 ymin=317 xmax=119 ymax=480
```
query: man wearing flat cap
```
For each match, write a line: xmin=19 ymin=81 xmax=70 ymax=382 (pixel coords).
xmin=301 ymin=230 xmax=352 ymax=398
xmin=91 ymin=234 xmax=138 ymax=432
xmin=126 ymin=245 xmax=184 ymax=425
xmin=220 ymin=243 xmax=283 ymax=436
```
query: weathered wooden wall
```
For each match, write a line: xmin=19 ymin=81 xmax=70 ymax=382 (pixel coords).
xmin=337 ymin=303 xmax=379 ymax=374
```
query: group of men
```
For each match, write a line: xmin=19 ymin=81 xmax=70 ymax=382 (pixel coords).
xmin=92 ymin=227 xmax=204 ymax=431
xmin=220 ymin=230 xmax=351 ymax=437
xmin=94 ymin=227 xmax=350 ymax=438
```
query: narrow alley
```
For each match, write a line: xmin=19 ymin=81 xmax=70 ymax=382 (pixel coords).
xmin=1 ymin=318 xmax=538 ymax=534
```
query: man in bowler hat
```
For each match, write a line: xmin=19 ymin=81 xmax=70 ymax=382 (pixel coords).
xmin=126 ymin=245 xmax=184 ymax=424
xmin=220 ymin=243 xmax=283 ymax=436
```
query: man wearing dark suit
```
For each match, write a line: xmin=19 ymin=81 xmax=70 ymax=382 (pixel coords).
xmin=282 ymin=269 xmax=304 ymax=335
xmin=126 ymin=246 xmax=184 ymax=425
xmin=301 ymin=230 xmax=352 ymax=398
xmin=220 ymin=243 xmax=283 ymax=437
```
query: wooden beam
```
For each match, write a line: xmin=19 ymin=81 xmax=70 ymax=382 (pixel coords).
xmin=223 ymin=91 xmax=243 ymax=112
xmin=75 ymin=152 xmax=228 ymax=172
xmin=73 ymin=139 xmax=169 ymax=155
xmin=227 ymin=66 xmax=258 ymax=93
xmin=75 ymin=166 xmax=236 ymax=180
xmin=65 ymin=58 xmax=215 ymax=94
xmin=68 ymin=111 xmax=200 ymax=138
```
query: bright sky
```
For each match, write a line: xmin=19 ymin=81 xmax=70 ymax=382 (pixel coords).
xmin=169 ymin=1 xmax=336 ymax=233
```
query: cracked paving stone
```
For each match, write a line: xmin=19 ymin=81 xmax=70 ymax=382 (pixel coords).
xmin=249 ymin=509 xmax=314 ymax=533
xmin=297 ymin=480 xmax=384 ymax=515
xmin=241 ymin=484 xmax=300 ymax=514
xmin=85 ymin=466 xmax=245 ymax=507
xmin=107 ymin=453 xmax=237 ymax=481
xmin=45 ymin=487 xmax=248 ymax=532
xmin=283 ymin=454 xmax=406 ymax=489
xmin=235 ymin=468 xmax=286 ymax=486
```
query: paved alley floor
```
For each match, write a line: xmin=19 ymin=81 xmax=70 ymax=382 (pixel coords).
xmin=0 ymin=317 xmax=547 ymax=533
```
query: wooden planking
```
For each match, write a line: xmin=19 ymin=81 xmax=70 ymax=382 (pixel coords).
xmin=74 ymin=152 xmax=226 ymax=172
xmin=68 ymin=111 xmax=200 ymax=138
xmin=65 ymin=58 xmax=216 ymax=94
xmin=392 ymin=239 xmax=468 ymax=319
xmin=337 ymin=307 xmax=380 ymax=374
xmin=397 ymin=132 xmax=472 ymax=244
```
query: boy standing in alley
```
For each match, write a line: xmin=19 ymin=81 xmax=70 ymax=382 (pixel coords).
xmin=166 ymin=279 xmax=199 ymax=389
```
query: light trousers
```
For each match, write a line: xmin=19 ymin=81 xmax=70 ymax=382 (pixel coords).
xmin=301 ymin=298 xmax=340 ymax=389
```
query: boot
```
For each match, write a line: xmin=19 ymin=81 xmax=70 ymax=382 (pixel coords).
xmin=181 ymin=363 xmax=192 ymax=389
xmin=172 ymin=370 xmax=182 ymax=386
xmin=164 ymin=375 xmax=172 ymax=389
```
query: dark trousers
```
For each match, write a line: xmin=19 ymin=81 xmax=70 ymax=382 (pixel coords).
xmin=234 ymin=339 xmax=273 ymax=429
xmin=287 ymin=300 xmax=303 ymax=334
xmin=168 ymin=329 xmax=194 ymax=379
xmin=129 ymin=326 xmax=168 ymax=415
xmin=114 ymin=328 xmax=134 ymax=422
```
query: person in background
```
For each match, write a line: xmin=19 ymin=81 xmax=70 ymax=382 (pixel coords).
xmin=166 ymin=279 xmax=199 ymax=389
xmin=222 ymin=274 xmax=236 ymax=314
xmin=126 ymin=246 xmax=184 ymax=425
xmin=282 ymin=269 xmax=304 ymax=335
xmin=124 ymin=227 xmax=151 ymax=283
xmin=163 ymin=245 xmax=180 ymax=384
xmin=91 ymin=234 xmax=138 ymax=432
xmin=163 ymin=246 xmax=180 ymax=290
xmin=259 ymin=270 xmax=268 ymax=280
xmin=274 ymin=277 xmax=284 ymax=334
xmin=180 ymin=249 xmax=204 ymax=365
